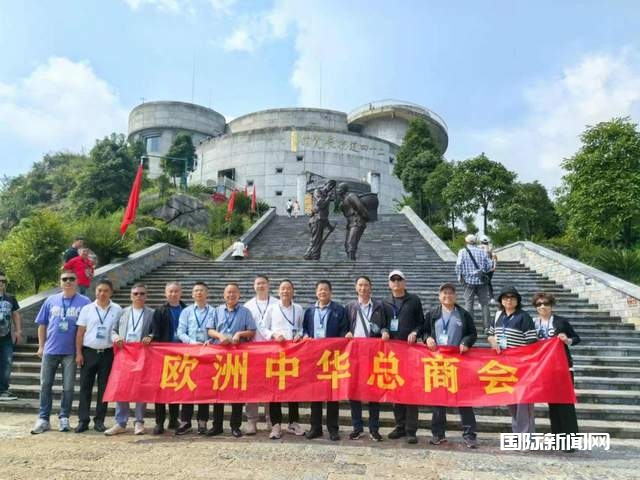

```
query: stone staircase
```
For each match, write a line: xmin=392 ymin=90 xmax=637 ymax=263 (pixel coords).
xmin=6 ymin=214 xmax=640 ymax=438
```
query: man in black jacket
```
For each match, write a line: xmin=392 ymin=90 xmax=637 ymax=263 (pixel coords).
xmin=383 ymin=270 xmax=424 ymax=444
xmin=424 ymin=282 xmax=478 ymax=448
xmin=147 ymin=282 xmax=187 ymax=434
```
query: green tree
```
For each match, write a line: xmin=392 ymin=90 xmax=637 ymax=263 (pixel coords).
xmin=74 ymin=212 xmax=132 ymax=265
xmin=422 ymin=161 xmax=463 ymax=239
xmin=162 ymin=132 xmax=196 ymax=187
xmin=558 ymin=117 xmax=640 ymax=247
xmin=71 ymin=134 xmax=144 ymax=215
xmin=442 ymin=153 xmax=515 ymax=232
xmin=394 ymin=118 xmax=443 ymax=218
xmin=0 ymin=209 xmax=67 ymax=293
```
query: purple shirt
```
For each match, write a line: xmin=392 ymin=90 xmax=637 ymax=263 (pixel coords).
xmin=35 ymin=292 xmax=91 ymax=355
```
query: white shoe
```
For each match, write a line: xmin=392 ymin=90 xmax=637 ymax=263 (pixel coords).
xmin=59 ymin=417 xmax=70 ymax=432
xmin=30 ymin=418 xmax=51 ymax=434
xmin=269 ymin=424 xmax=281 ymax=440
xmin=105 ymin=424 xmax=127 ymax=436
xmin=287 ymin=422 xmax=305 ymax=436
xmin=245 ymin=419 xmax=257 ymax=435
xmin=134 ymin=421 xmax=145 ymax=435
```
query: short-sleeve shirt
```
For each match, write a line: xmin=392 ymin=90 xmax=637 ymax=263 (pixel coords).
xmin=76 ymin=300 xmax=122 ymax=349
xmin=0 ymin=293 xmax=19 ymax=338
xmin=35 ymin=293 xmax=91 ymax=355
xmin=210 ymin=304 xmax=256 ymax=343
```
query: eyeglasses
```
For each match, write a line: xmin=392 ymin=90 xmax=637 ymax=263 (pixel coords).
xmin=60 ymin=277 xmax=76 ymax=282
xmin=535 ymin=301 xmax=552 ymax=307
xmin=132 ymin=292 xmax=147 ymax=296
xmin=0 ymin=279 xmax=7 ymax=284
xmin=389 ymin=277 xmax=404 ymax=282
xmin=502 ymin=295 xmax=517 ymax=300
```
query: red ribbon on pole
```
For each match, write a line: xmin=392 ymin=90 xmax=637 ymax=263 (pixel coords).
xmin=119 ymin=162 xmax=144 ymax=236
xmin=250 ymin=185 xmax=257 ymax=213
xmin=226 ymin=189 xmax=237 ymax=220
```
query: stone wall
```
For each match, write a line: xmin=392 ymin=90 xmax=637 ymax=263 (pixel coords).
xmin=217 ymin=207 xmax=276 ymax=261
xmin=400 ymin=206 xmax=457 ymax=262
xmin=496 ymin=241 xmax=640 ymax=326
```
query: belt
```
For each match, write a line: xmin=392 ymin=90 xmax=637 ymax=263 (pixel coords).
xmin=84 ymin=346 xmax=113 ymax=354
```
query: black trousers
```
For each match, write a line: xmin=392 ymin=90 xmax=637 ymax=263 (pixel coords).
xmin=155 ymin=403 xmax=180 ymax=426
xmin=310 ymin=401 xmax=339 ymax=433
xmin=78 ymin=347 xmax=113 ymax=424
xmin=549 ymin=371 xmax=578 ymax=438
xmin=269 ymin=402 xmax=300 ymax=425
xmin=213 ymin=403 xmax=244 ymax=430
xmin=392 ymin=403 xmax=418 ymax=435
xmin=181 ymin=403 xmax=209 ymax=423
xmin=431 ymin=406 xmax=477 ymax=439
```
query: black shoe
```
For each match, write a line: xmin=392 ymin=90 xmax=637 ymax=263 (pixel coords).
xmin=329 ymin=431 xmax=340 ymax=441
xmin=305 ymin=429 xmax=323 ymax=440
xmin=429 ymin=435 xmax=447 ymax=445
xmin=197 ymin=421 xmax=207 ymax=435
xmin=167 ymin=419 xmax=179 ymax=430
xmin=231 ymin=428 xmax=243 ymax=438
xmin=349 ymin=429 xmax=364 ymax=440
xmin=387 ymin=428 xmax=406 ymax=439
xmin=175 ymin=422 xmax=192 ymax=436
xmin=153 ymin=424 xmax=165 ymax=435
xmin=74 ymin=422 xmax=89 ymax=433
xmin=205 ymin=427 xmax=223 ymax=437
xmin=93 ymin=422 xmax=106 ymax=433
xmin=406 ymin=434 xmax=418 ymax=444
xmin=370 ymin=431 xmax=383 ymax=442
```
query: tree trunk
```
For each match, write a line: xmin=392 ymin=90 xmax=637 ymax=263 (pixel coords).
xmin=483 ymin=204 xmax=488 ymax=232
xmin=450 ymin=212 xmax=455 ymax=241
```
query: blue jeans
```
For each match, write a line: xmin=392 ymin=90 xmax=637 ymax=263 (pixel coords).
xmin=0 ymin=335 xmax=13 ymax=393
xmin=39 ymin=354 xmax=76 ymax=420
xmin=115 ymin=402 xmax=146 ymax=427
xmin=350 ymin=400 xmax=380 ymax=432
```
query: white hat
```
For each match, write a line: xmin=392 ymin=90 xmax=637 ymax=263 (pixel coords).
xmin=388 ymin=270 xmax=406 ymax=280
xmin=464 ymin=234 xmax=477 ymax=244
xmin=480 ymin=235 xmax=490 ymax=244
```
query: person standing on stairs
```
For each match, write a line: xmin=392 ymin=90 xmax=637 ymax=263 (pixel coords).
xmin=0 ymin=270 xmax=22 ymax=402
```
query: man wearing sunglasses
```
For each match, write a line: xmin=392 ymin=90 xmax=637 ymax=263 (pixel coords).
xmin=31 ymin=271 xmax=91 ymax=434
xmin=0 ymin=271 xmax=22 ymax=402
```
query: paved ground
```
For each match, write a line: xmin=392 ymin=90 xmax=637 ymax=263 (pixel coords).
xmin=1 ymin=412 xmax=638 ymax=480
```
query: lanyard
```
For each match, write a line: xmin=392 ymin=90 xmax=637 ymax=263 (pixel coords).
xmin=359 ymin=303 xmax=372 ymax=322
xmin=255 ymin=298 xmax=270 ymax=319
xmin=441 ymin=309 xmax=453 ymax=334
xmin=130 ymin=309 xmax=144 ymax=333
xmin=391 ymin=297 xmax=405 ymax=318
xmin=95 ymin=305 xmax=111 ymax=325
xmin=62 ymin=295 xmax=76 ymax=319
xmin=357 ymin=303 xmax=371 ymax=336
xmin=193 ymin=306 xmax=209 ymax=329
xmin=220 ymin=308 xmax=237 ymax=331
xmin=279 ymin=304 xmax=296 ymax=327
xmin=500 ymin=313 xmax=515 ymax=337
xmin=316 ymin=306 xmax=329 ymax=328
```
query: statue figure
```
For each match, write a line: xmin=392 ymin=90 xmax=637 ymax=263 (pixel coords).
xmin=336 ymin=182 xmax=370 ymax=261
xmin=303 ymin=180 xmax=336 ymax=260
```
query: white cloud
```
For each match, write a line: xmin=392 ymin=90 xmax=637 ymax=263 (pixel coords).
xmin=222 ymin=5 xmax=292 ymax=53
xmin=0 ymin=57 xmax=128 ymax=157
xmin=459 ymin=50 xmax=640 ymax=193
xmin=123 ymin=0 xmax=191 ymax=14
xmin=209 ymin=0 xmax=237 ymax=15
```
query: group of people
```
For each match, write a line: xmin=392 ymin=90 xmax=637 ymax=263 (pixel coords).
xmin=285 ymin=199 xmax=301 ymax=218
xmin=25 ymin=263 xmax=580 ymax=450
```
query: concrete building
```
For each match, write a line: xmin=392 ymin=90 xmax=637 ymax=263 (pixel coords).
xmin=127 ymin=99 xmax=448 ymax=213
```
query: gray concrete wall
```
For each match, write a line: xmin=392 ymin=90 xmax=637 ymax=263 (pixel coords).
xmin=496 ymin=241 xmax=640 ymax=327
xmin=228 ymin=108 xmax=348 ymax=134
xmin=400 ymin=206 xmax=457 ymax=261
xmin=128 ymin=101 xmax=226 ymax=138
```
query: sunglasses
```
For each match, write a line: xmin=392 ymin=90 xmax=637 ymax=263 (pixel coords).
xmin=132 ymin=291 xmax=147 ymax=296
xmin=389 ymin=277 xmax=404 ymax=282
xmin=0 ymin=279 xmax=7 ymax=284
xmin=502 ymin=295 xmax=517 ymax=300
xmin=536 ymin=301 xmax=552 ymax=307
xmin=61 ymin=277 xmax=76 ymax=282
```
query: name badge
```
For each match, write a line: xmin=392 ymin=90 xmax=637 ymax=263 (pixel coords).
xmin=126 ymin=332 xmax=140 ymax=342
xmin=437 ymin=333 xmax=448 ymax=345
xmin=58 ymin=318 xmax=69 ymax=333
xmin=196 ymin=330 xmax=206 ymax=343
xmin=390 ymin=317 xmax=399 ymax=332
xmin=315 ymin=327 xmax=325 ymax=339
xmin=497 ymin=335 xmax=508 ymax=349
xmin=96 ymin=325 xmax=107 ymax=340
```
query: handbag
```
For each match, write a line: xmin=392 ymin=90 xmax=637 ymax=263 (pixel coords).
xmin=464 ymin=247 xmax=490 ymax=284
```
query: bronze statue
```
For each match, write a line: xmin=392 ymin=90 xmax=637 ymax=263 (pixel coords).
xmin=336 ymin=183 xmax=370 ymax=261
xmin=303 ymin=180 xmax=336 ymax=260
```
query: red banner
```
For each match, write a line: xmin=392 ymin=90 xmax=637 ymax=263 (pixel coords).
xmin=103 ymin=338 xmax=576 ymax=406
xmin=119 ymin=162 xmax=144 ymax=236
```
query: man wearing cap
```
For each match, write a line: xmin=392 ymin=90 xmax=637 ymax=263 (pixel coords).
xmin=424 ymin=282 xmax=478 ymax=448
xmin=74 ymin=278 xmax=122 ymax=433
xmin=383 ymin=270 xmax=424 ymax=444
xmin=455 ymin=234 xmax=492 ymax=335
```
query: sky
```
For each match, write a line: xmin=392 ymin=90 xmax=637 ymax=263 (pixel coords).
xmin=1 ymin=0 xmax=639 ymax=195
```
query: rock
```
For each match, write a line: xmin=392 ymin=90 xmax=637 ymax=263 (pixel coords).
xmin=151 ymin=194 xmax=210 ymax=231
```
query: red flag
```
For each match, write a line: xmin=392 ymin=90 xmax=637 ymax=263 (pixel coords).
xmin=226 ymin=189 xmax=237 ymax=220
xmin=119 ymin=162 xmax=144 ymax=236
xmin=250 ymin=184 xmax=257 ymax=212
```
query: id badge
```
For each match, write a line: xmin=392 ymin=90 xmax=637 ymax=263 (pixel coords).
xmin=58 ymin=318 xmax=69 ymax=333
xmin=315 ymin=327 xmax=325 ymax=339
xmin=390 ymin=317 xmax=399 ymax=332
xmin=497 ymin=335 xmax=507 ymax=349
xmin=96 ymin=325 xmax=107 ymax=340
xmin=437 ymin=333 xmax=448 ymax=346
xmin=126 ymin=332 xmax=140 ymax=342
xmin=196 ymin=330 xmax=206 ymax=343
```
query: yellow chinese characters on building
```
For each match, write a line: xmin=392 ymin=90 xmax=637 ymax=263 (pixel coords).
xmin=422 ymin=354 xmax=460 ymax=394
xmin=160 ymin=354 xmax=199 ymax=392
xmin=211 ymin=352 xmax=248 ymax=391
xmin=266 ymin=351 xmax=300 ymax=390
xmin=477 ymin=360 xmax=519 ymax=394
xmin=316 ymin=349 xmax=351 ymax=389
xmin=367 ymin=351 xmax=405 ymax=390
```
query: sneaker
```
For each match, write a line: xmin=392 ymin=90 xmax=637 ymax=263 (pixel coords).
xmin=134 ymin=421 xmax=145 ymax=435
xmin=231 ymin=428 xmax=243 ymax=438
xmin=153 ymin=424 xmax=164 ymax=435
xmin=406 ymin=434 xmax=418 ymax=444
xmin=269 ymin=424 xmax=282 ymax=440
xmin=93 ymin=421 xmax=107 ymax=433
xmin=104 ymin=424 xmax=127 ymax=436
xmin=329 ymin=431 xmax=340 ymax=441
xmin=0 ymin=391 xmax=18 ymax=401
xmin=349 ymin=429 xmax=364 ymax=440
xmin=464 ymin=437 xmax=477 ymax=449
xmin=287 ymin=422 xmax=305 ymax=436
xmin=370 ymin=431 xmax=383 ymax=442
xmin=429 ymin=435 xmax=447 ymax=445
xmin=74 ymin=422 xmax=89 ymax=433
xmin=197 ymin=420 xmax=207 ymax=435
xmin=245 ymin=419 xmax=257 ymax=435
xmin=59 ymin=417 xmax=71 ymax=432
xmin=167 ymin=419 xmax=180 ymax=430
xmin=175 ymin=422 xmax=192 ymax=436
xmin=205 ymin=426 xmax=223 ymax=437
xmin=387 ymin=427 xmax=406 ymax=439
xmin=30 ymin=419 xmax=51 ymax=435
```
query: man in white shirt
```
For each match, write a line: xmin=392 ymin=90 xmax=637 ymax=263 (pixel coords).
xmin=261 ymin=279 xmax=305 ymax=439
xmin=243 ymin=275 xmax=278 ymax=434
xmin=74 ymin=278 xmax=122 ymax=433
